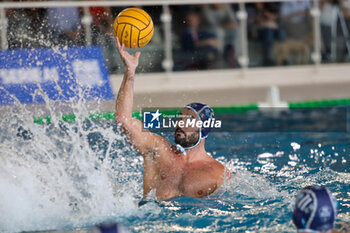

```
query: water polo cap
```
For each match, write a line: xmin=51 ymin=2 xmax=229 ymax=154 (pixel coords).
xmin=293 ymin=185 xmax=338 ymax=233
xmin=97 ymin=223 xmax=131 ymax=233
xmin=177 ymin=102 xmax=214 ymax=151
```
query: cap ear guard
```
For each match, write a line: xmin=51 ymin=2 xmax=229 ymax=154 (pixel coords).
xmin=184 ymin=102 xmax=215 ymax=139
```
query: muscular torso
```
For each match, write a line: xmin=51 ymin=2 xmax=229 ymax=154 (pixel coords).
xmin=143 ymin=146 xmax=227 ymax=200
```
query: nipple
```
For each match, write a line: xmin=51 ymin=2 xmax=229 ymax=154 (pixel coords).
xmin=160 ymin=173 xmax=167 ymax=180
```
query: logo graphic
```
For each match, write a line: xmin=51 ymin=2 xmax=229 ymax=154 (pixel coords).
xmin=319 ymin=205 xmax=332 ymax=221
xmin=143 ymin=110 xmax=162 ymax=129
xmin=141 ymin=108 xmax=222 ymax=131
xmin=0 ymin=47 xmax=114 ymax=105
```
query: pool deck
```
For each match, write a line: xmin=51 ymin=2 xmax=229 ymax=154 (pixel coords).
xmin=108 ymin=63 xmax=350 ymax=110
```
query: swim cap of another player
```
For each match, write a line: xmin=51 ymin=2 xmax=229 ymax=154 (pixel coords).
xmin=96 ymin=223 xmax=131 ymax=233
xmin=293 ymin=185 xmax=338 ymax=232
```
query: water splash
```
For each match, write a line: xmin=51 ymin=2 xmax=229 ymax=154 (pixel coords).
xmin=0 ymin=41 xmax=141 ymax=232
xmin=0 ymin=97 xmax=147 ymax=233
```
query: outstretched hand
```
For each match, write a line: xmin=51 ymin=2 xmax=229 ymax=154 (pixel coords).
xmin=114 ymin=36 xmax=141 ymax=72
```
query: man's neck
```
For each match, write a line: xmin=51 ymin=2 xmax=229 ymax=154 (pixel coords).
xmin=184 ymin=141 xmax=208 ymax=163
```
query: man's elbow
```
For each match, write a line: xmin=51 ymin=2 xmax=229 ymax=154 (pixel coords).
xmin=115 ymin=114 xmax=131 ymax=128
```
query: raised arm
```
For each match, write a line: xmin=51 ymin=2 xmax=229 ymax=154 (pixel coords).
xmin=114 ymin=37 xmax=169 ymax=155
xmin=114 ymin=37 xmax=140 ymax=121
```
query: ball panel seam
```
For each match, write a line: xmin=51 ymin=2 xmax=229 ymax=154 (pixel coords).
xmin=122 ymin=9 xmax=150 ymax=25
xmin=120 ymin=24 xmax=127 ymax=43
xmin=130 ymin=25 xmax=133 ymax=48
xmin=118 ymin=15 xmax=147 ymax=28
xmin=140 ymin=27 xmax=154 ymax=40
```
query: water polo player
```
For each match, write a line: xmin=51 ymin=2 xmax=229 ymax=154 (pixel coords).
xmin=293 ymin=185 xmax=350 ymax=233
xmin=113 ymin=37 xmax=231 ymax=200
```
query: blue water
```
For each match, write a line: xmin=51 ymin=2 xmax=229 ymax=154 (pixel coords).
xmin=0 ymin=107 xmax=349 ymax=233
xmin=128 ymin=130 xmax=350 ymax=232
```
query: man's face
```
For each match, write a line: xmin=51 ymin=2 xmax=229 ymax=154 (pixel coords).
xmin=187 ymin=13 xmax=200 ymax=28
xmin=174 ymin=108 xmax=200 ymax=148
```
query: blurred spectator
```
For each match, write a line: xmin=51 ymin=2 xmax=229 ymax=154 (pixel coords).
xmin=341 ymin=0 xmax=350 ymax=22
xmin=89 ymin=5 xmax=118 ymax=72
xmin=201 ymin=4 xmax=238 ymax=67
xmin=6 ymin=5 xmax=46 ymax=49
xmin=271 ymin=1 xmax=313 ymax=66
xmin=90 ymin=7 xmax=113 ymax=36
xmin=6 ymin=8 xmax=32 ymax=49
xmin=255 ymin=2 xmax=285 ymax=66
xmin=319 ymin=0 xmax=350 ymax=61
xmin=333 ymin=0 xmax=350 ymax=61
xmin=320 ymin=0 xmax=338 ymax=60
xmin=280 ymin=0 xmax=312 ymax=40
xmin=47 ymin=0 xmax=84 ymax=46
xmin=341 ymin=0 xmax=350 ymax=56
xmin=181 ymin=11 xmax=219 ymax=70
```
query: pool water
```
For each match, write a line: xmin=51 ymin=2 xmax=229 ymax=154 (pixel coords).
xmin=0 ymin=105 xmax=349 ymax=233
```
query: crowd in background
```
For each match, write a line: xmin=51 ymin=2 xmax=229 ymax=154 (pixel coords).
xmin=4 ymin=0 xmax=350 ymax=73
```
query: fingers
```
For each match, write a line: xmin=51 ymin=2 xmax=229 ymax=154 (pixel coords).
xmin=115 ymin=37 xmax=126 ymax=51
xmin=135 ymin=51 xmax=141 ymax=59
xmin=114 ymin=36 xmax=141 ymax=61
xmin=114 ymin=36 xmax=119 ymax=48
xmin=115 ymin=37 xmax=123 ymax=54
xmin=115 ymin=37 xmax=128 ymax=60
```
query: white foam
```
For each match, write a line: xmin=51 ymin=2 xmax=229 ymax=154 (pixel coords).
xmin=258 ymin=152 xmax=274 ymax=159
xmin=0 ymin=97 xmax=143 ymax=233
xmin=291 ymin=142 xmax=301 ymax=151
xmin=257 ymin=151 xmax=284 ymax=159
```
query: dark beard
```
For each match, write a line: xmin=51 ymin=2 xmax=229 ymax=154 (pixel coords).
xmin=174 ymin=130 xmax=200 ymax=148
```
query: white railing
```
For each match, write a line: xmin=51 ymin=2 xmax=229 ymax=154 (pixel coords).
xmin=0 ymin=0 xmax=322 ymax=73
xmin=0 ymin=0 xmax=290 ymax=8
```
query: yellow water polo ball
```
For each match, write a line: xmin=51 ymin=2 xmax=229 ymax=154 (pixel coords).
xmin=114 ymin=8 xmax=154 ymax=49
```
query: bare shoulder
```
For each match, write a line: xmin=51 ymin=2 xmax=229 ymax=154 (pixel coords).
xmin=207 ymin=157 xmax=232 ymax=180
xmin=152 ymin=133 xmax=171 ymax=150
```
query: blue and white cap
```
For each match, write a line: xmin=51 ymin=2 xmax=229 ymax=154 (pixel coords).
xmin=293 ymin=185 xmax=338 ymax=232
xmin=184 ymin=102 xmax=215 ymax=139
xmin=96 ymin=223 xmax=131 ymax=233
xmin=176 ymin=103 xmax=215 ymax=153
